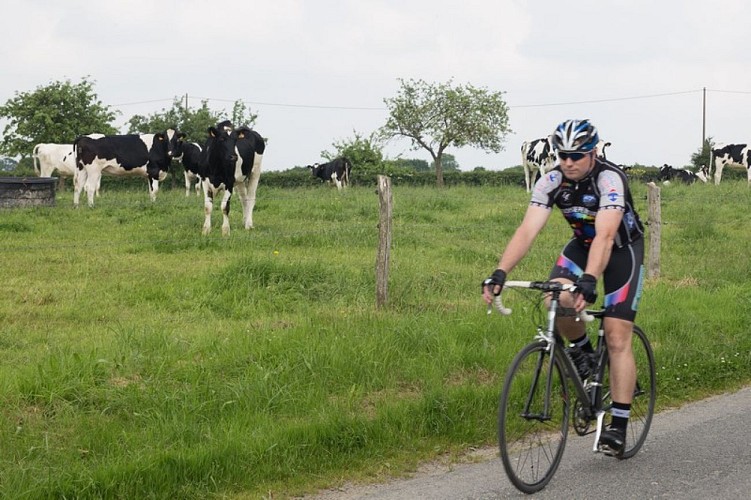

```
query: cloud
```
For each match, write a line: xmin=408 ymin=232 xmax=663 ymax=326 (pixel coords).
xmin=3 ymin=0 xmax=751 ymax=170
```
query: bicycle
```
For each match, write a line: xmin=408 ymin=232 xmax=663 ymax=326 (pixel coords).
xmin=490 ymin=280 xmax=656 ymax=494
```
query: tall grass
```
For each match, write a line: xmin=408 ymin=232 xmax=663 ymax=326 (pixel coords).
xmin=0 ymin=181 xmax=749 ymax=498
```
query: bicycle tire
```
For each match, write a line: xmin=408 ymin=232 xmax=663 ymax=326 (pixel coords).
xmin=498 ymin=341 xmax=569 ymax=493
xmin=600 ymin=325 xmax=656 ymax=459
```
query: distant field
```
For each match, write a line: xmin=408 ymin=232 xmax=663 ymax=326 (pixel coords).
xmin=0 ymin=180 xmax=749 ymax=498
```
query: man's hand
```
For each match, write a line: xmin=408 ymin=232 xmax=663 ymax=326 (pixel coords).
xmin=574 ymin=273 xmax=598 ymax=310
xmin=482 ymin=269 xmax=507 ymax=304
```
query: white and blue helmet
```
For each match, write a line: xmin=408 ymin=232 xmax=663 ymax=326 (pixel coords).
xmin=552 ymin=119 xmax=599 ymax=153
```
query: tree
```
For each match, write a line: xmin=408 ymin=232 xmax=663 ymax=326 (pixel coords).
xmin=690 ymin=136 xmax=714 ymax=171
xmin=430 ymin=153 xmax=459 ymax=172
xmin=127 ymin=97 xmax=257 ymax=144
xmin=392 ymin=158 xmax=430 ymax=172
xmin=229 ymin=100 xmax=258 ymax=129
xmin=0 ymin=77 xmax=118 ymax=159
xmin=321 ymin=130 xmax=383 ymax=170
xmin=0 ymin=157 xmax=17 ymax=172
xmin=380 ymin=78 xmax=512 ymax=186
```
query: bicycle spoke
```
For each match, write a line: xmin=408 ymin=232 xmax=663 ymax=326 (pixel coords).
xmin=499 ymin=342 xmax=569 ymax=493
xmin=619 ymin=327 xmax=656 ymax=459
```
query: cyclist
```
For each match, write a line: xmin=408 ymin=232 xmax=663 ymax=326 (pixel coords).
xmin=482 ymin=119 xmax=645 ymax=457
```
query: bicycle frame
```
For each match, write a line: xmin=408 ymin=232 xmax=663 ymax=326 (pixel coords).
xmin=499 ymin=281 xmax=609 ymax=450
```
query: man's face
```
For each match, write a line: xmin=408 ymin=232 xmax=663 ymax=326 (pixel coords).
xmin=558 ymin=151 xmax=595 ymax=181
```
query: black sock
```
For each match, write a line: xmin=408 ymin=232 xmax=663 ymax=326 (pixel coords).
xmin=570 ymin=334 xmax=594 ymax=353
xmin=610 ymin=402 xmax=631 ymax=430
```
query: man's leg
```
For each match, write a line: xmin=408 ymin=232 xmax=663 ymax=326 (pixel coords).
xmin=550 ymin=279 xmax=595 ymax=380
xmin=604 ymin=317 xmax=636 ymax=403
xmin=599 ymin=316 xmax=635 ymax=455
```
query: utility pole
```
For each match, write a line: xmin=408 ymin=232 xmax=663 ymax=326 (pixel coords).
xmin=184 ymin=93 xmax=189 ymax=111
xmin=702 ymin=87 xmax=706 ymax=146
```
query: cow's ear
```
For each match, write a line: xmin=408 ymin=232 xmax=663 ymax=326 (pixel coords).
xmin=155 ymin=133 xmax=165 ymax=142
xmin=237 ymin=130 xmax=246 ymax=139
xmin=177 ymin=132 xmax=187 ymax=141
xmin=208 ymin=127 xmax=217 ymax=138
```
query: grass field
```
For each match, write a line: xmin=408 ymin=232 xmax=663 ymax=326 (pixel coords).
xmin=1 ymin=179 xmax=750 ymax=498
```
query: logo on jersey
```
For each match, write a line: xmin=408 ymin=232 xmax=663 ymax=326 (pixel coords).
xmin=558 ymin=190 xmax=574 ymax=207
xmin=582 ymin=194 xmax=597 ymax=207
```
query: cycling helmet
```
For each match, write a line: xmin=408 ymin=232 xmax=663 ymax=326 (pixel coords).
xmin=551 ymin=119 xmax=599 ymax=153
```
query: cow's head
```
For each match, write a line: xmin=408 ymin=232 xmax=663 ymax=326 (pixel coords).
xmin=596 ymin=140 xmax=612 ymax=159
xmin=173 ymin=131 xmax=188 ymax=161
xmin=162 ymin=127 xmax=182 ymax=158
xmin=205 ymin=121 xmax=238 ymax=168
xmin=306 ymin=163 xmax=320 ymax=176
xmin=696 ymin=164 xmax=709 ymax=183
xmin=657 ymin=164 xmax=673 ymax=181
xmin=146 ymin=131 xmax=178 ymax=176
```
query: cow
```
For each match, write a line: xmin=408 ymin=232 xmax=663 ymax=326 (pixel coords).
xmin=697 ymin=164 xmax=709 ymax=183
xmin=198 ymin=121 xmax=266 ymax=236
xmin=174 ymin=139 xmax=206 ymax=196
xmin=306 ymin=157 xmax=352 ymax=190
xmin=616 ymin=163 xmax=632 ymax=174
xmin=520 ymin=137 xmax=555 ymax=192
xmin=33 ymin=135 xmax=104 ymax=193
xmin=232 ymin=126 xmax=265 ymax=231
xmin=72 ymin=129 xmax=182 ymax=207
xmin=709 ymin=143 xmax=751 ymax=185
xmin=657 ymin=164 xmax=707 ymax=185
xmin=597 ymin=140 xmax=612 ymax=160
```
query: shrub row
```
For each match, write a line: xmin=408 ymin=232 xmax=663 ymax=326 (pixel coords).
xmin=9 ymin=163 xmax=748 ymax=193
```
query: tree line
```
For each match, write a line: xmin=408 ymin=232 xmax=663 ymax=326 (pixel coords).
xmin=0 ymin=77 xmax=513 ymax=186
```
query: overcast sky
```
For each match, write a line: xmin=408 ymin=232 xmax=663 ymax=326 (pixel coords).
xmin=3 ymin=0 xmax=751 ymax=171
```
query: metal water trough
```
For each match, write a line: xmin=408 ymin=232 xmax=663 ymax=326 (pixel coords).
xmin=0 ymin=177 xmax=57 ymax=208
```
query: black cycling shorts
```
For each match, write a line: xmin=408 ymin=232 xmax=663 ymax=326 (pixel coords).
xmin=548 ymin=237 xmax=645 ymax=321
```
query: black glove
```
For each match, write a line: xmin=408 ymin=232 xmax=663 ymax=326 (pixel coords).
xmin=482 ymin=269 xmax=507 ymax=296
xmin=575 ymin=273 xmax=598 ymax=303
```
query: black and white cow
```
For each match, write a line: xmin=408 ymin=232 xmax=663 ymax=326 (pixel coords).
xmin=33 ymin=135 xmax=104 ymax=193
xmin=175 ymin=139 xmax=207 ymax=196
xmin=232 ymin=126 xmax=266 ymax=231
xmin=199 ymin=121 xmax=266 ymax=235
xmin=657 ymin=164 xmax=707 ymax=184
xmin=709 ymin=143 xmax=751 ymax=185
xmin=597 ymin=140 xmax=612 ymax=160
xmin=33 ymin=143 xmax=77 ymax=179
xmin=73 ymin=129 xmax=181 ymax=207
xmin=306 ymin=157 xmax=352 ymax=190
xmin=520 ymin=138 xmax=555 ymax=192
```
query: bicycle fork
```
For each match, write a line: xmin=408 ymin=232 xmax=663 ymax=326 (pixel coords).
xmin=591 ymin=322 xmax=608 ymax=452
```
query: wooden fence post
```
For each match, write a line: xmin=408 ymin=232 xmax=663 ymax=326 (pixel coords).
xmin=376 ymin=175 xmax=393 ymax=308
xmin=646 ymin=182 xmax=661 ymax=279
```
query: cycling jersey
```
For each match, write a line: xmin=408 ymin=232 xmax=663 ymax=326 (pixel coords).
xmin=530 ymin=158 xmax=644 ymax=248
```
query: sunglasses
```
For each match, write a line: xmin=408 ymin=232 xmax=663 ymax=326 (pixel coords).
xmin=558 ymin=151 xmax=589 ymax=161
xmin=558 ymin=151 xmax=590 ymax=161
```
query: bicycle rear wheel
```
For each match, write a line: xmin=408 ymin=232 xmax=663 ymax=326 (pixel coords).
xmin=498 ymin=341 xmax=569 ymax=493
xmin=601 ymin=325 xmax=656 ymax=459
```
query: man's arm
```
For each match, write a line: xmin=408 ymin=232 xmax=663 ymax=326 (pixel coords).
xmin=497 ymin=205 xmax=552 ymax=274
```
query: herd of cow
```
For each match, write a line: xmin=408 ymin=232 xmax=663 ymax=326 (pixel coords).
xmin=520 ymin=136 xmax=751 ymax=190
xmin=31 ymin=122 xmax=353 ymax=236
xmin=30 ymin=127 xmax=751 ymax=235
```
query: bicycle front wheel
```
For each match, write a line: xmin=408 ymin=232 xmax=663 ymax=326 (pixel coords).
xmin=498 ymin=341 xmax=569 ymax=494
xmin=622 ymin=325 xmax=656 ymax=458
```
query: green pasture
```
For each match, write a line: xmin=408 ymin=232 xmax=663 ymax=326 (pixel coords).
xmin=0 ymin=179 xmax=749 ymax=498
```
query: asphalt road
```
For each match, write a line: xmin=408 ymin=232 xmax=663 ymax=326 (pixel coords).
xmin=307 ymin=386 xmax=751 ymax=499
